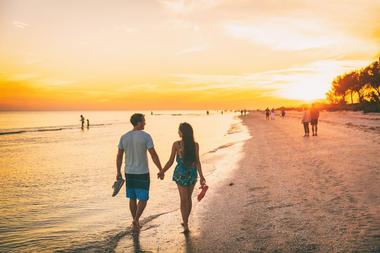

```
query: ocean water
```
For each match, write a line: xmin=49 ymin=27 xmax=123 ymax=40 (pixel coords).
xmin=0 ymin=111 xmax=249 ymax=252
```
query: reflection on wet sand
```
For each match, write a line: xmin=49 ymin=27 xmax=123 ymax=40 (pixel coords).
xmin=184 ymin=232 xmax=195 ymax=253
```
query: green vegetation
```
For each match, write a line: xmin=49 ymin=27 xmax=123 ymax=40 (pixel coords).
xmin=326 ymin=57 xmax=380 ymax=113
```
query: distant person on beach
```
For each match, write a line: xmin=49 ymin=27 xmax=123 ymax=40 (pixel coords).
xmin=265 ymin=108 xmax=270 ymax=120
xmin=281 ymin=109 xmax=286 ymax=118
xmin=86 ymin=119 xmax=90 ymax=129
xmin=206 ymin=110 xmax=209 ymax=115
xmin=158 ymin=122 xmax=206 ymax=233
xmin=310 ymin=105 xmax=320 ymax=136
xmin=80 ymin=115 xmax=85 ymax=128
xmin=271 ymin=108 xmax=275 ymax=120
xmin=116 ymin=113 xmax=163 ymax=231
xmin=301 ymin=108 xmax=311 ymax=137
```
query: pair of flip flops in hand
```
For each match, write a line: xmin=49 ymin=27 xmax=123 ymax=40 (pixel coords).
xmin=112 ymin=178 xmax=125 ymax=197
xmin=197 ymin=184 xmax=209 ymax=201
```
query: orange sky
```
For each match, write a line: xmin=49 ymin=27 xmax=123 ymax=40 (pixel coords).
xmin=1 ymin=0 xmax=379 ymax=110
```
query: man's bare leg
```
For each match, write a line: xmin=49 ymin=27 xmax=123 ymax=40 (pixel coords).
xmin=133 ymin=200 xmax=147 ymax=230
xmin=129 ymin=199 xmax=137 ymax=220
xmin=129 ymin=199 xmax=138 ymax=229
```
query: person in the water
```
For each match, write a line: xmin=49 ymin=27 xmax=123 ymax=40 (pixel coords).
xmin=80 ymin=115 xmax=85 ymax=128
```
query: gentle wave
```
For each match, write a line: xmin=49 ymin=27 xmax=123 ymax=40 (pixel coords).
xmin=205 ymin=142 xmax=239 ymax=154
xmin=0 ymin=130 xmax=27 ymax=136
xmin=0 ymin=124 xmax=111 ymax=136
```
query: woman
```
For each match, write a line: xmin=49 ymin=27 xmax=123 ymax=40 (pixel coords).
xmin=301 ymin=107 xmax=311 ymax=137
xmin=270 ymin=108 xmax=275 ymax=120
xmin=158 ymin=122 xmax=206 ymax=233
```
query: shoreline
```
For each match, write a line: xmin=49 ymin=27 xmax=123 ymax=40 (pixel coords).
xmin=0 ymin=112 xmax=244 ymax=253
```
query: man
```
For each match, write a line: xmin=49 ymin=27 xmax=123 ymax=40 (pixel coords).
xmin=265 ymin=108 xmax=270 ymax=120
xmin=281 ymin=109 xmax=286 ymax=118
xmin=116 ymin=113 xmax=163 ymax=230
xmin=310 ymin=104 xmax=320 ymax=136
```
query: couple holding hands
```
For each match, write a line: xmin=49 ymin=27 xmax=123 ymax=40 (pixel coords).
xmin=115 ymin=113 xmax=207 ymax=233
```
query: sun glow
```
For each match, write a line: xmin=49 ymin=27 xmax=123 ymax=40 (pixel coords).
xmin=276 ymin=80 xmax=331 ymax=101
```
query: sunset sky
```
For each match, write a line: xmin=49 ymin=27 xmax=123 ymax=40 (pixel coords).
xmin=1 ymin=0 xmax=379 ymax=110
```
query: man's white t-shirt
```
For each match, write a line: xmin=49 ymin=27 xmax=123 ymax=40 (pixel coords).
xmin=118 ymin=130 xmax=154 ymax=174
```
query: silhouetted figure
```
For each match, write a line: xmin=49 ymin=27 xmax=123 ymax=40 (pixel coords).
xmin=206 ymin=111 xmax=209 ymax=115
xmin=301 ymin=108 xmax=311 ymax=137
xmin=270 ymin=108 xmax=275 ymax=120
xmin=265 ymin=108 xmax=270 ymax=120
xmin=281 ymin=109 xmax=286 ymax=118
xmin=86 ymin=119 xmax=90 ymax=129
xmin=310 ymin=105 xmax=320 ymax=136
xmin=80 ymin=115 xmax=85 ymax=128
xmin=151 ymin=111 xmax=153 ymax=115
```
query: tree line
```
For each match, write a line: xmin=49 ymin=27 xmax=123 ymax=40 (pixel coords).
xmin=326 ymin=57 xmax=380 ymax=112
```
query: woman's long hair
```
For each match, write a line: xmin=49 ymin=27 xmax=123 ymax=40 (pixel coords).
xmin=179 ymin=123 xmax=196 ymax=167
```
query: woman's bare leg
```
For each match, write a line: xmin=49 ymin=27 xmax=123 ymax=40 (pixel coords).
xmin=178 ymin=185 xmax=191 ymax=232
xmin=186 ymin=184 xmax=195 ymax=219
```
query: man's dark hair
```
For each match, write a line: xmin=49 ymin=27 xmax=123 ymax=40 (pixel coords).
xmin=130 ymin=113 xmax=144 ymax=126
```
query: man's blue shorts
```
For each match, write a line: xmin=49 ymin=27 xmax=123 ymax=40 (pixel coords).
xmin=126 ymin=188 xmax=149 ymax=201
xmin=125 ymin=173 xmax=150 ymax=201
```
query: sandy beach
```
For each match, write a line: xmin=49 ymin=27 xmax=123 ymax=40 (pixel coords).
xmin=189 ymin=111 xmax=380 ymax=252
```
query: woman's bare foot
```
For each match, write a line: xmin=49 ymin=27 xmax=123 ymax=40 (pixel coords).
xmin=132 ymin=220 xmax=141 ymax=231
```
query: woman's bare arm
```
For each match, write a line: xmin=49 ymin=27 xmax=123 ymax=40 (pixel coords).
xmin=162 ymin=142 xmax=177 ymax=173
xmin=195 ymin=143 xmax=206 ymax=184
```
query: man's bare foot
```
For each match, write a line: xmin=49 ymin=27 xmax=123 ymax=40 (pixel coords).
xmin=181 ymin=223 xmax=190 ymax=233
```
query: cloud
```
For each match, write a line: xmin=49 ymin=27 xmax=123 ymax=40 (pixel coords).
xmin=168 ymin=59 xmax=371 ymax=100
xmin=167 ymin=19 xmax=200 ymax=32
xmin=176 ymin=44 xmax=207 ymax=55
xmin=13 ymin=21 xmax=30 ymax=29
xmin=40 ymin=79 xmax=75 ymax=86
xmin=8 ymin=73 xmax=41 ymax=81
xmin=157 ymin=0 xmax=218 ymax=14
xmin=4 ymin=73 xmax=74 ymax=87
xmin=116 ymin=83 xmax=159 ymax=91
xmin=225 ymin=16 xmax=378 ymax=53
xmin=170 ymin=73 xmax=276 ymax=92
xmin=113 ymin=25 xmax=136 ymax=33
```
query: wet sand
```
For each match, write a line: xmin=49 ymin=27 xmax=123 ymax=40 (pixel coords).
xmin=191 ymin=111 xmax=380 ymax=252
